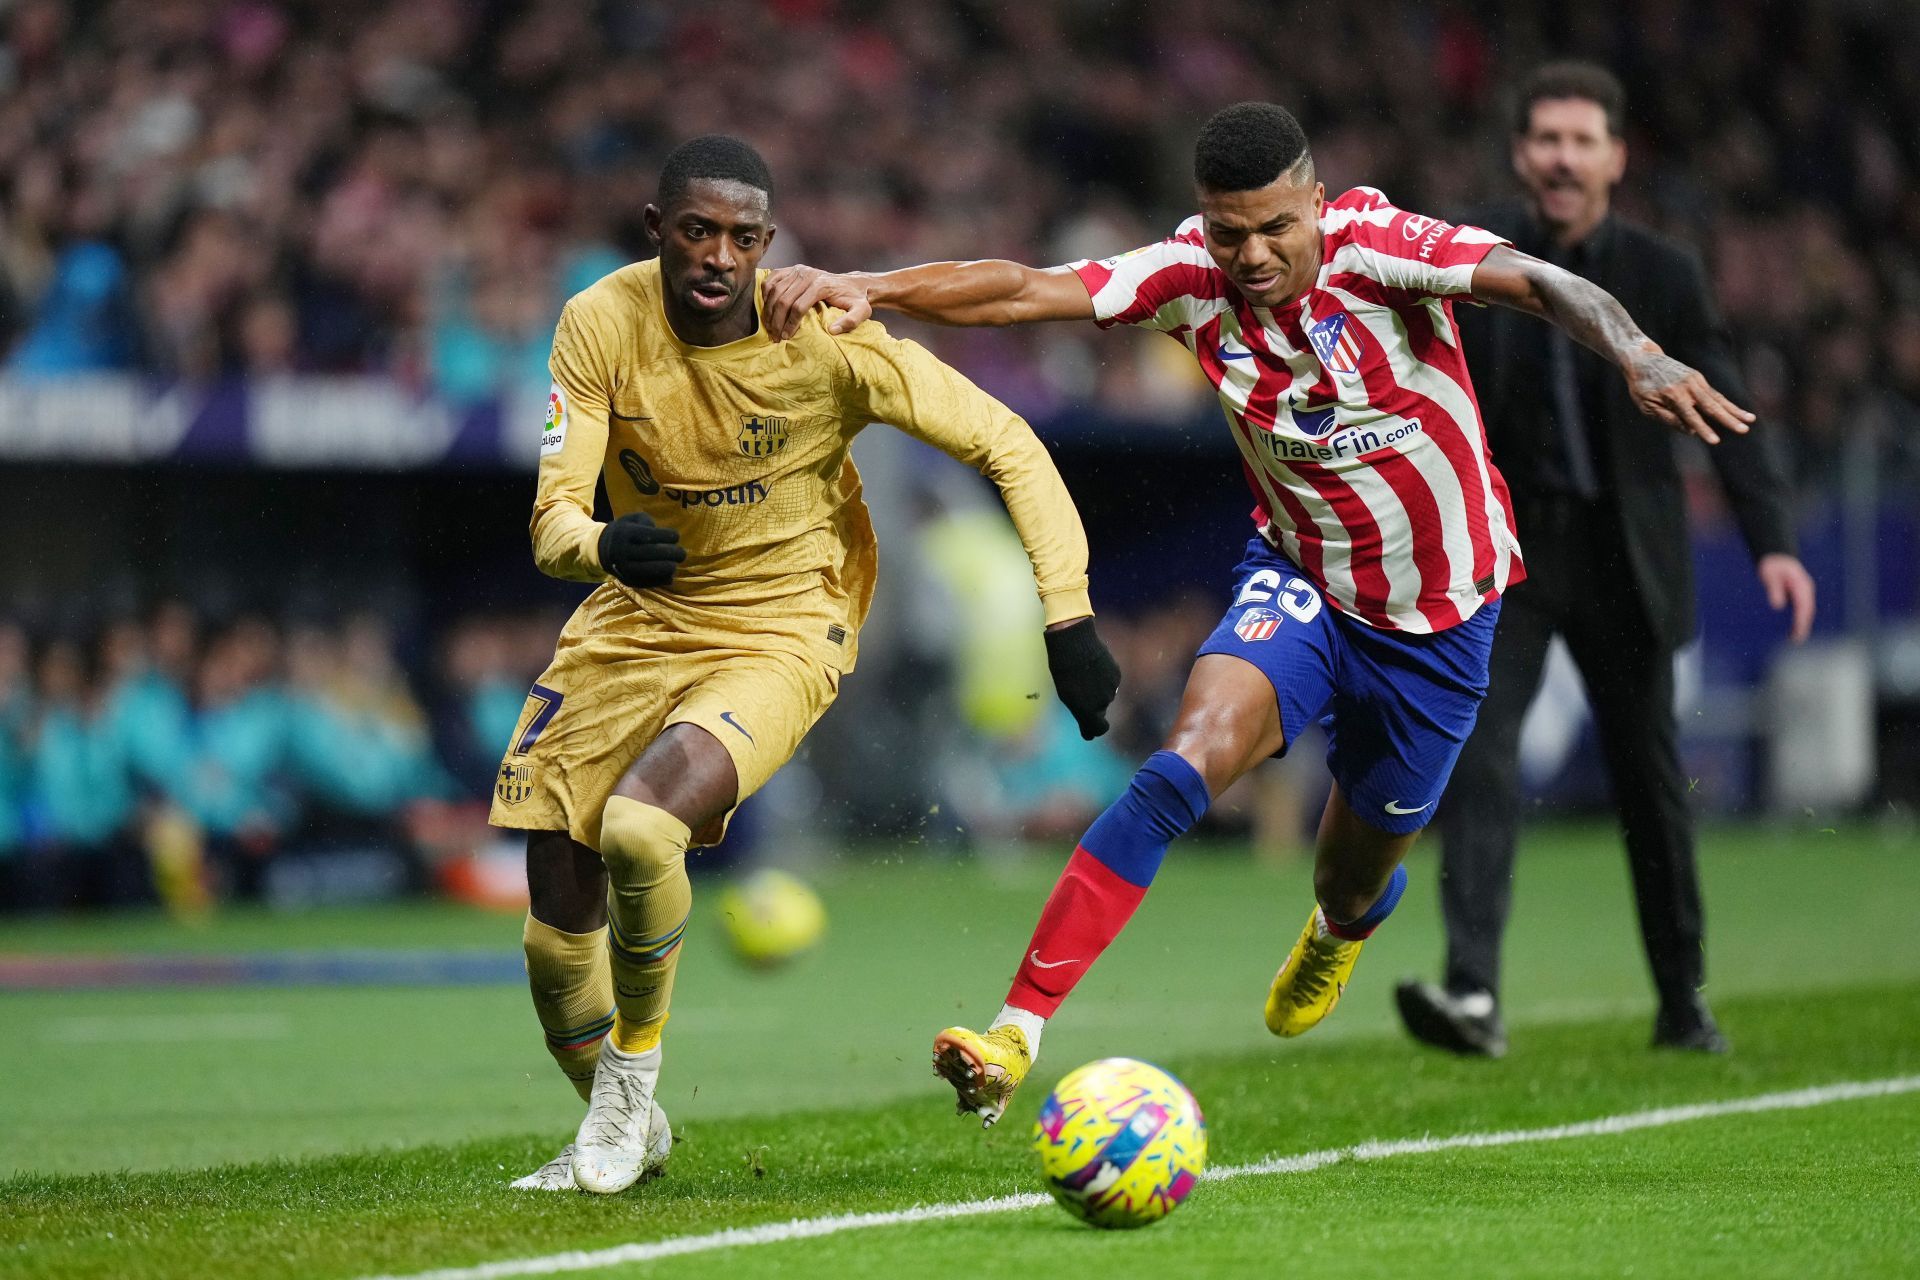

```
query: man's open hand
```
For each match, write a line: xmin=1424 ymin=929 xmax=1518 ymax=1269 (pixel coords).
xmin=1625 ymin=347 xmax=1755 ymax=445
xmin=763 ymin=266 xmax=873 ymax=341
xmin=1756 ymin=553 xmax=1817 ymax=644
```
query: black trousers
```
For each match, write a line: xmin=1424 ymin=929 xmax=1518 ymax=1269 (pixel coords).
xmin=1437 ymin=497 xmax=1705 ymax=1006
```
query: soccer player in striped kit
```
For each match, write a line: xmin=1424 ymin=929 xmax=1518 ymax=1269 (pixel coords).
xmin=767 ymin=102 xmax=1758 ymax=1126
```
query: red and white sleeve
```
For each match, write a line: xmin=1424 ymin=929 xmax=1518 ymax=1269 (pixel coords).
xmin=1324 ymin=187 xmax=1508 ymax=298
xmin=1068 ymin=219 xmax=1233 ymax=332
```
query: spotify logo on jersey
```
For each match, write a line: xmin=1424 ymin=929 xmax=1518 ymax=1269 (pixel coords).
xmin=619 ymin=449 xmax=659 ymax=495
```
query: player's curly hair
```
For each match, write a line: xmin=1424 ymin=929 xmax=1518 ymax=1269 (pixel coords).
xmin=1192 ymin=102 xmax=1312 ymax=192
xmin=657 ymin=135 xmax=774 ymax=206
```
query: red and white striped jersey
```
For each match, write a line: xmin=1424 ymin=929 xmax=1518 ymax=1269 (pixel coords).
xmin=1071 ymin=186 xmax=1525 ymax=633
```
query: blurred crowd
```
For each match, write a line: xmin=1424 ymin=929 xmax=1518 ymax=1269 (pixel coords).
xmin=0 ymin=602 xmax=569 ymax=912
xmin=3 ymin=0 xmax=1915 ymax=911
xmin=2 ymin=0 xmax=1917 ymax=479
xmin=0 ymin=581 xmax=1308 ymax=913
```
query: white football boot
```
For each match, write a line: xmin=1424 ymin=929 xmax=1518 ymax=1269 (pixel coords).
xmin=510 ymin=1143 xmax=579 ymax=1191
xmin=510 ymin=1102 xmax=672 ymax=1191
xmin=570 ymin=1041 xmax=666 ymax=1193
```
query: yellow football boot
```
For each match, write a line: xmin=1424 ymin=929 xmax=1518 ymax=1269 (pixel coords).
xmin=1264 ymin=907 xmax=1366 ymax=1037
xmin=932 ymin=1024 xmax=1032 ymax=1128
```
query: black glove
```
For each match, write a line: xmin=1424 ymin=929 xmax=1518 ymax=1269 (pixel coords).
xmin=597 ymin=512 xmax=686 ymax=589
xmin=1044 ymin=617 xmax=1121 ymax=740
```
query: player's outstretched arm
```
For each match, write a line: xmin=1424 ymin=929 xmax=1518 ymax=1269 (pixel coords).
xmin=763 ymin=261 xmax=1093 ymax=340
xmin=832 ymin=322 xmax=1118 ymax=736
xmin=1469 ymin=244 xmax=1755 ymax=446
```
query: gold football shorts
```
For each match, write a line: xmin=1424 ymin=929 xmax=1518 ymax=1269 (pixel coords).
xmin=487 ymin=584 xmax=840 ymax=848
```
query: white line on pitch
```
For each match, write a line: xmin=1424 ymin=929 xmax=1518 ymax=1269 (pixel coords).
xmin=42 ymin=1012 xmax=293 ymax=1044
xmin=362 ymin=1074 xmax=1920 ymax=1280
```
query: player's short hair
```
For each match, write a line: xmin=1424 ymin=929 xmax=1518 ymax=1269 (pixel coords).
xmin=1514 ymin=61 xmax=1626 ymax=138
xmin=1192 ymin=102 xmax=1312 ymax=193
xmin=657 ymin=135 xmax=773 ymax=207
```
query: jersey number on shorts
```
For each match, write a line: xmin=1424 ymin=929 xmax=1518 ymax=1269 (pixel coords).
xmin=513 ymin=684 xmax=565 ymax=755
xmin=1234 ymin=570 xmax=1323 ymax=623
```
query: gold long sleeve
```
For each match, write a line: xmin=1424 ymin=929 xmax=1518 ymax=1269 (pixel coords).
xmin=834 ymin=326 xmax=1093 ymax=624
xmin=529 ymin=304 xmax=611 ymax=583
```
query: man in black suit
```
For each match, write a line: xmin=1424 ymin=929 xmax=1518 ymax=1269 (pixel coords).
xmin=1395 ymin=63 xmax=1816 ymax=1056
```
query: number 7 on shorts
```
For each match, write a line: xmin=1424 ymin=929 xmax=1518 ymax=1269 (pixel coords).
xmin=513 ymin=683 xmax=565 ymax=755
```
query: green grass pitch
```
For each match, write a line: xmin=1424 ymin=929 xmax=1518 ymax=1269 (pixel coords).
xmin=2 ymin=824 xmax=1918 ymax=1278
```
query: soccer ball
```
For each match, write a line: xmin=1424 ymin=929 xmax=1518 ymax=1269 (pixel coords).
xmin=1032 ymin=1057 xmax=1207 ymax=1229
xmin=717 ymin=868 xmax=826 ymax=968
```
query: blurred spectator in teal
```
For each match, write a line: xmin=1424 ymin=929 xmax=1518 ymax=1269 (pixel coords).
xmin=284 ymin=616 xmax=451 ymax=817
xmin=187 ymin=618 xmax=291 ymax=897
xmin=7 ymin=240 xmax=142 ymax=374
xmin=428 ymin=172 xmax=625 ymax=404
xmin=28 ymin=640 xmax=134 ymax=847
xmin=24 ymin=639 xmax=145 ymax=906
xmin=970 ymin=703 xmax=1135 ymax=842
xmin=99 ymin=609 xmax=196 ymax=803
xmin=3 ymin=145 xmax=142 ymax=373
xmin=0 ymin=623 xmax=31 ymax=860
xmin=339 ymin=613 xmax=453 ymax=806
xmin=435 ymin=617 xmax=533 ymax=796
xmin=428 ymin=262 xmax=557 ymax=405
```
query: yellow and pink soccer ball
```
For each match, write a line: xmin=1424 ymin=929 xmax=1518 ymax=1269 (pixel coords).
xmin=718 ymin=868 xmax=826 ymax=968
xmin=1031 ymin=1057 xmax=1207 ymax=1228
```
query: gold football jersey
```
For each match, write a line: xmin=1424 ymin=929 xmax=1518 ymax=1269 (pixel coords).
xmin=530 ymin=259 xmax=1092 ymax=671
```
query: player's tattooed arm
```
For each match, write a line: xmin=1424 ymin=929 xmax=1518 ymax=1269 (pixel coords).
xmin=763 ymin=262 xmax=1094 ymax=339
xmin=1469 ymin=244 xmax=1755 ymax=445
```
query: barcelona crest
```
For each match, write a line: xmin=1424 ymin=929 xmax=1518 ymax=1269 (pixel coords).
xmin=495 ymin=762 xmax=535 ymax=806
xmin=737 ymin=414 xmax=791 ymax=459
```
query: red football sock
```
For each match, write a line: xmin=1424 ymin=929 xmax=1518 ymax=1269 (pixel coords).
xmin=1006 ymin=848 xmax=1148 ymax=1017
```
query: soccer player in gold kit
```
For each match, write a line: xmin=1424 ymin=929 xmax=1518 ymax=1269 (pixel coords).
xmin=489 ymin=136 xmax=1120 ymax=1194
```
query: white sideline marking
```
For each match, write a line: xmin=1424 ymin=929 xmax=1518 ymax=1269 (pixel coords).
xmin=43 ymin=1012 xmax=293 ymax=1044
xmin=366 ymin=1075 xmax=1920 ymax=1280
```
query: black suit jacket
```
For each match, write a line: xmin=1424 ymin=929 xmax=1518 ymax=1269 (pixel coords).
xmin=1458 ymin=201 xmax=1797 ymax=650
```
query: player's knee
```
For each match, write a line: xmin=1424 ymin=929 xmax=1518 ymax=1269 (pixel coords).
xmin=598 ymin=796 xmax=692 ymax=888
xmin=1314 ymin=862 xmax=1381 ymax=924
xmin=1162 ymin=702 xmax=1281 ymax=793
xmin=523 ymin=911 xmax=594 ymax=965
xmin=1156 ymin=735 xmax=1243 ymax=797
xmin=525 ymin=830 xmax=607 ymax=932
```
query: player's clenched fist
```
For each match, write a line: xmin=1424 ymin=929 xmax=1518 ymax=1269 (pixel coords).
xmin=597 ymin=512 xmax=687 ymax=588
xmin=1044 ymin=618 xmax=1122 ymax=740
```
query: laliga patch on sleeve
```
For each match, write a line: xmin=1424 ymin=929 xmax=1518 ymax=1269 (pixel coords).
xmin=1098 ymin=244 xmax=1158 ymax=270
xmin=540 ymin=382 xmax=568 ymax=456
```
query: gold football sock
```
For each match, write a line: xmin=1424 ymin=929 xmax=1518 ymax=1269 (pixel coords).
xmin=598 ymin=797 xmax=693 ymax=1055
xmin=522 ymin=913 xmax=615 ymax=1101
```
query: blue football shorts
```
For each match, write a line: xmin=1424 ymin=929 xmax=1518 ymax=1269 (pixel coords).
xmin=1196 ymin=537 xmax=1500 ymax=835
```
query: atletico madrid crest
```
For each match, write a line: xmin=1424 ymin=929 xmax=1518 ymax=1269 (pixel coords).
xmin=1234 ymin=607 xmax=1283 ymax=642
xmin=738 ymin=414 xmax=790 ymax=458
xmin=1308 ymin=313 xmax=1364 ymax=376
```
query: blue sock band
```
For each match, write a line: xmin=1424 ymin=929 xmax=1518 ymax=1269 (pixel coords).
xmin=1336 ymin=863 xmax=1409 ymax=932
xmin=1077 ymin=751 xmax=1212 ymax=888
